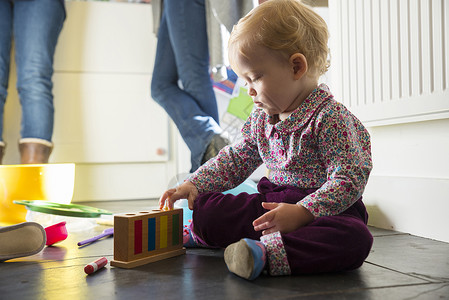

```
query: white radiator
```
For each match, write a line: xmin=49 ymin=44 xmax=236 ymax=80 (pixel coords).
xmin=328 ymin=0 xmax=449 ymax=126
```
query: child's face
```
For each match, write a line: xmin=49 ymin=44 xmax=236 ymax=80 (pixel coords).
xmin=232 ymin=46 xmax=305 ymax=118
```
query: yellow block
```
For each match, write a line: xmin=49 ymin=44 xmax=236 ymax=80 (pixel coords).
xmin=160 ymin=215 xmax=167 ymax=248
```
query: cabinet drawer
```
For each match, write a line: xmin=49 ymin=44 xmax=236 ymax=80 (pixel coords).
xmin=55 ymin=2 xmax=156 ymax=73
xmin=52 ymin=73 xmax=169 ymax=163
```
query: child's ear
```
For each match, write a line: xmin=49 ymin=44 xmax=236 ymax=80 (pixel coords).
xmin=290 ymin=53 xmax=308 ymax=79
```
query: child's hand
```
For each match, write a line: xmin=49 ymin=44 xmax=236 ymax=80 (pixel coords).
xmin=159 ymin=181 xmax=199 ymax=210
xmin=253 ymin=202 xmax=314 ymax=235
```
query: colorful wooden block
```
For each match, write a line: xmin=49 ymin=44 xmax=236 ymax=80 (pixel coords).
xmin=110 ymin=208 xmax=185 ymax=268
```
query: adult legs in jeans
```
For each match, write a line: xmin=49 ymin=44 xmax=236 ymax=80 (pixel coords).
xmin=0 ymin=2 xmax=13 ymax=163
xmin=192 ymin=177 xmax=373 ymax=274
xmin=0 ymin=2 xmax=14 ymax=148
xmin=0 ymin=0 xmax=65 ymax=163
xmin=151 ymin=0 xmax=223 ymax=172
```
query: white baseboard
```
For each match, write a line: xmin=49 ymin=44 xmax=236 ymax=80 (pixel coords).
xmin=363 ymin=175 xmax=449 ymax=243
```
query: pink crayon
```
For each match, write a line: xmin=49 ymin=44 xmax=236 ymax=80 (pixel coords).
xmin=84 ymin=257 xmax=108 ymax=275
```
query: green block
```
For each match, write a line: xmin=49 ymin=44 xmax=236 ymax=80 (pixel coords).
xmin=226 ymin=87 xmax=254 ymax=120
xmin=172 ymin=213 xmax=179 ymax=246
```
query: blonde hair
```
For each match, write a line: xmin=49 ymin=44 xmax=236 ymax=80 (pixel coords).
xmin=229 ymin=0 xmax=330 ymax=76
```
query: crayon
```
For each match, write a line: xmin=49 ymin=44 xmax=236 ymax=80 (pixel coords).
xmin=77 ymin=228 xmax=114 ymax=246
xmin=84 ymin=257 xmax=108 ymax=275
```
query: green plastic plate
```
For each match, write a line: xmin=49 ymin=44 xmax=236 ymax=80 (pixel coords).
xmin=13 ymin=200 xmax=112 ymax=218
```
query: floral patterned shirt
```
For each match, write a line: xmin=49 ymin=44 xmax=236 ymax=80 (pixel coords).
xmin=189 ymin=84 xmax=372 ymax=218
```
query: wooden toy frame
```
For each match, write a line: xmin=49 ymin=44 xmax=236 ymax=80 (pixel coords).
xmin=111 ymin=208 xmax=185 ymax=268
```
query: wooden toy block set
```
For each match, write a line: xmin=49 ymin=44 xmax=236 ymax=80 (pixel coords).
xmin=111 ymin=208 xmax=185 ymax=269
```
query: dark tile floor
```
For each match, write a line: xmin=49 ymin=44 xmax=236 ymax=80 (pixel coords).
xmin=1 ymin=200 xmax=448 ymax=300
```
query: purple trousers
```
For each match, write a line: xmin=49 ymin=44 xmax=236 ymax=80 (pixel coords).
xmin=192 ymin=177 xmax=373 ymax=275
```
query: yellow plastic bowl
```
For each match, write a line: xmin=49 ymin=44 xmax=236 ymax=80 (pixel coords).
xmin=0 ymin=163 xmax=75 ymax=225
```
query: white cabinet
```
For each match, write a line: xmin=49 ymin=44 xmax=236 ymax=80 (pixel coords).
xmin=53 ymin=1 xmax=167 ymax=164
xmin=52 ymin=2 xmax=175 ymax=201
